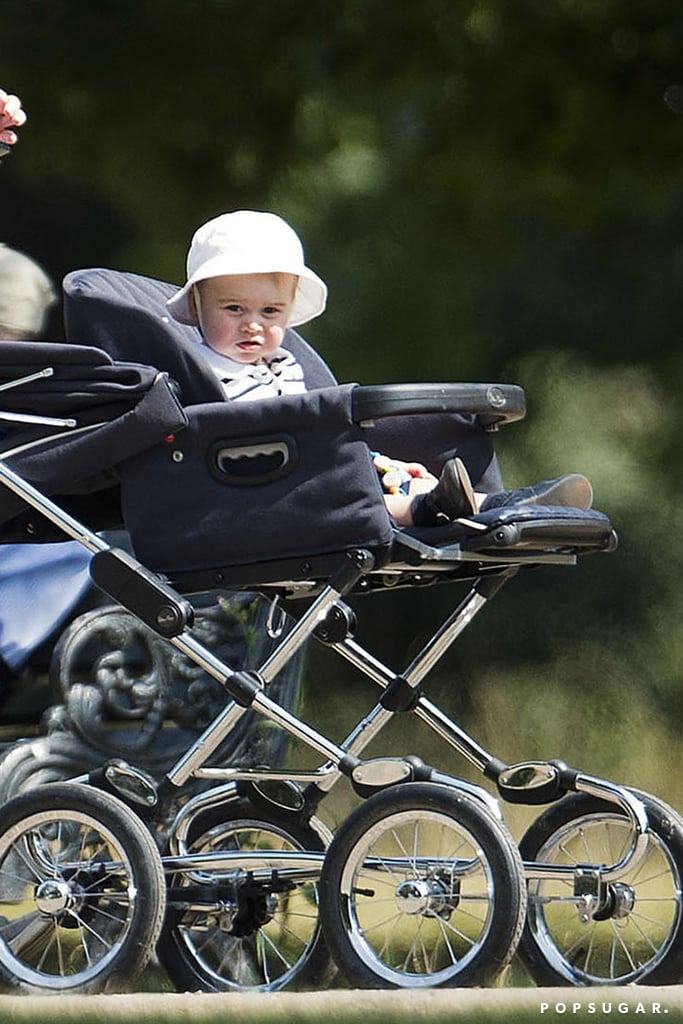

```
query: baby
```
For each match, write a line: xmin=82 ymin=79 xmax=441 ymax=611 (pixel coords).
xmin=167 ymin=211 xmax=592 ymax=526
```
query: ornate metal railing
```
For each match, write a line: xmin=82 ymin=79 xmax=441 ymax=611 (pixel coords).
xmin=0 ymin=594 xmax=303 ymax=831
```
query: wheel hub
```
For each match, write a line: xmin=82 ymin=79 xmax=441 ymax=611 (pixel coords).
xmin=591 ymin=881 xmax=636 ymax=922
xmin=230 ymin=885 xmax=279 ymax=936
xmin=34 ymin=878 xmax=78 ymax=917
xmin=395 ymin=877 xmax=452 ymax=918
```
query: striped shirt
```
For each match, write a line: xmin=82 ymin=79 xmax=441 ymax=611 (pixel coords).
xmin=200 ymin=344 xmax=306 ymax=402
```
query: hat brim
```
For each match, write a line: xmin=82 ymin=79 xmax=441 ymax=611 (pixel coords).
xmin=166 ymin=260 xmax=327 ymax=328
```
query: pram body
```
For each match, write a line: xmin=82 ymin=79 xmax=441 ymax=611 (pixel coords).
xmin=0 ymin=269 xmax=680 ymax=996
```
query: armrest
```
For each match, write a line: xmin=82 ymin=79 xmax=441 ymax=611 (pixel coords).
xmin=351 ymin=382 xmax=526 ymax=430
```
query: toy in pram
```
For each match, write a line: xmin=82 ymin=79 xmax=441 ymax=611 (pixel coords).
xmin=0 ymin=269 xmax=680 ymax=997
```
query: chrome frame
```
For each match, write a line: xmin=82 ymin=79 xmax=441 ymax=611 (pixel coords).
xmin=0 ymin=445 xmax=652 ymax=892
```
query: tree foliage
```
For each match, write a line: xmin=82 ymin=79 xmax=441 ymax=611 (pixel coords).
xmin=3 ymin=1 xmax=683 ymax=373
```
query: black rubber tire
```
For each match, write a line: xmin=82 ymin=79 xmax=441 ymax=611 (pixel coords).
xmin=518 ymin=790 xmax=683 ymax=985
xmin=157 ymin=795 xmax=335 ymax=992
xmin=319 ymin=781 xmax=526 ymax=988
xmin=0 ymin=782 xmax=166 ymax=994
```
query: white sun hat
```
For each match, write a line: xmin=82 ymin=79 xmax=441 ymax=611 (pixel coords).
xmin=166 ymin=210 xmax=328 ymax=328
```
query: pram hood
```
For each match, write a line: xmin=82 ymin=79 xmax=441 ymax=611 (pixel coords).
xmin=0 ymin=341 xmax=187 ymax=539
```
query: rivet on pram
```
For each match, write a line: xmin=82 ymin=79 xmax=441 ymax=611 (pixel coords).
xmin=486 ymin=386 xmax=507 ymax=408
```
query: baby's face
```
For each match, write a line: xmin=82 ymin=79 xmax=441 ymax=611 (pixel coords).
xmin=192 ymin=273 xmax=297 ymax=363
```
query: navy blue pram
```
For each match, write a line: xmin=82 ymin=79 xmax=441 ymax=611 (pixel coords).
xmin=0 ymin=267 xmax=677 ymax=1001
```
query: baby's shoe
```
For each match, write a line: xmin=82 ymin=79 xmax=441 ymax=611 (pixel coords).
xmin=480 ymin=473 xmax=593 ymax=512
xmin=410 ymin=457 xmax=477 ymax=526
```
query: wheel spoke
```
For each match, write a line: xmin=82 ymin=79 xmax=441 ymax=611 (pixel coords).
xmin=0 ymin=784 xmax=165 ymax=993
xmin=321 ymin=783 xmax=525 ymax=988
xmin=158 ymin=809 xmax=329 ymax=993
xmin=520 ymin=794 xmax=683 ymax=985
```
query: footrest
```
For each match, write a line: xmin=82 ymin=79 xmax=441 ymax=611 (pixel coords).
xmin=462 ymin=505 xmax=617 ymax=553
xmin=396 ymin=506 xmax=617 ymax=563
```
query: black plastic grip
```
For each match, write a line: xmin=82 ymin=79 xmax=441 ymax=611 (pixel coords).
xmin=351 ymin=382 xmax=526 ymax=429
xmin=90 ymin=547 xmax=194 ymax=638
xmin=208 ymin=433 xmax=298 ymax=486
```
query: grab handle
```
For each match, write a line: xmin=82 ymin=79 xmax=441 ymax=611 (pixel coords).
xmin=208 ymin=433 xmax=298 ymax=486
xmin=351 ymin=382 xmax=526 ymax=430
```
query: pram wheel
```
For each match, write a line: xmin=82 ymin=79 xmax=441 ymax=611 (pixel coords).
xmin=518 ymin=790 xmax=683 ymax=985
xmin=0 ymin=782 xmax=166 ymax=994
xmin=319 ymin=781 xmax=526 ymax=988
xmin=156 ymin=797 xmax=334 ymax=992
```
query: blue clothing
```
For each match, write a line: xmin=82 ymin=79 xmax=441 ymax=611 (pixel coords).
xmin=0 ymin=542 xmax=91 ymax=671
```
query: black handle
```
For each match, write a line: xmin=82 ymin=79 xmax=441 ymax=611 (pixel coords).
xmin=351 ymin=382 xmax=526 ymax=429
xmin=208 ymin=433 xmax=299 ymax=486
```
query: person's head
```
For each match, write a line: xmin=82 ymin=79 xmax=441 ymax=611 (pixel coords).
xmin=189 ymin=271 xmax=298 ymax=363
xmin=166 ymin=211 xmax=327 ymax=362
xmin=0 ymin=244 xmax=56 ymax=340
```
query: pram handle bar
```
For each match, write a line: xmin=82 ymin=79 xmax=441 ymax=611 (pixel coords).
xmin=351 ymin=382 xmax=526 ymax=430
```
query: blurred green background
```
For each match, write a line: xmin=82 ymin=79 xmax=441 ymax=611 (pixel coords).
xmin=3 ymin=0 xmax=683 ymax=824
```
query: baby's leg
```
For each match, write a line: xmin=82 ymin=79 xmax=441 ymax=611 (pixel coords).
xmin=384 ymin=476 xmax=438 ymax=527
